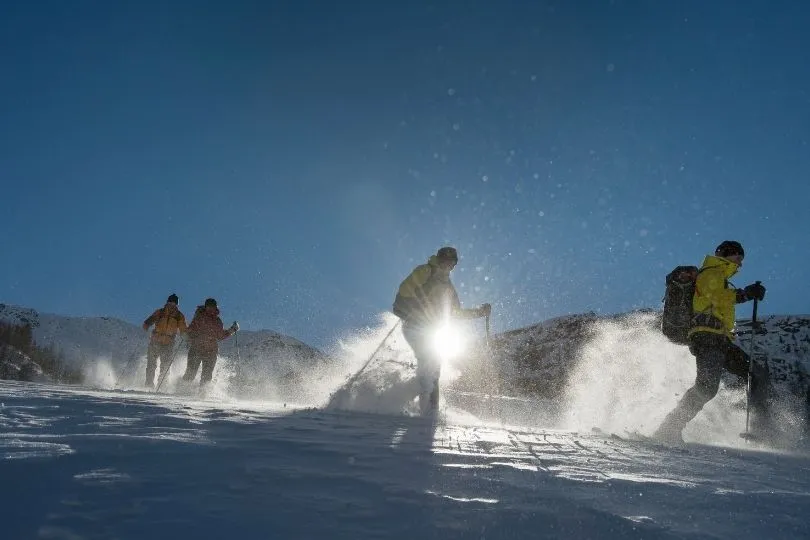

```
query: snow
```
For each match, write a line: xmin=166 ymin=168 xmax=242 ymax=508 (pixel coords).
xmin=0 ymin=303 xmax=331 ymax=401
xmin=480 ymin=310 xmax=810 ymax=443
xmin=2 ymin=378 xmax=810 ymax=539
xmin=0 ymin=345 xmax=45 ymax=383
xmin=4 ymin=302 xmax=808 ymax=415
xmin=2 ymin=307 xmax=809 ymax=538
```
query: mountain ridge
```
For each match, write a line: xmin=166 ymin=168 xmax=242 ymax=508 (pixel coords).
xmin=3 ymin=302 xmax=809 ymax=406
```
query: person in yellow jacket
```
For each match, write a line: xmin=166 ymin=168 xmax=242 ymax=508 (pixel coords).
xmin=393 ymin=246 xmax=490 ymax=414
xmin=654 ymin=241 xmax=766 ymax=443
xmin=142 ymin=293 xmax=187 ymax=388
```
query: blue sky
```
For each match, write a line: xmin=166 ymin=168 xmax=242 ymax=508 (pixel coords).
xmin=1 ymin=1 xmax=808 ymax=348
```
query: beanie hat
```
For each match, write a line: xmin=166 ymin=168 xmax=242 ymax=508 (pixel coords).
xmin=436 ymin=246 xmax=458 ymax=263
xmin=204 ymin=298 xmax=218 ymax=308
xmin=167 ymin=294 xmax=179 ymax=304
xmin=715 ymin=240 xmax=744 ymax=258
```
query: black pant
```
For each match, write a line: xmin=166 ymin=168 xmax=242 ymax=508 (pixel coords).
xmin=658 ymin=332 xmax=768 ymax=435
xmin=183 ymin=346 xmax=217 ymax=385
xmin=145 ymin=341 xmax=174 ymax=386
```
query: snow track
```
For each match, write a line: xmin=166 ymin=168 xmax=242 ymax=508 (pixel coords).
xmin=1 ymin=380 xmax=809 ymax=539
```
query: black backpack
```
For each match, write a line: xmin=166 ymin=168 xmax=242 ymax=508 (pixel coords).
xmin=661 ymin=265 xmax=700 ymax=345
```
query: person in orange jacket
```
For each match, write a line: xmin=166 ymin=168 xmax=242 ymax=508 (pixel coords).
xmin=142 ymin=293 xmax=187 ymax=388
xmin=182 ymin=298 xmax=238 ymax=387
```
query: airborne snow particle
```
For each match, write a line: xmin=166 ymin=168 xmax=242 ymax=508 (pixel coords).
xmin=482 ymin=175 xmax=489 ymax=182
xmin=606 ymin=63 xmax=615 ymax=72
xmin=448 ymin=88 xmax=456 ymax=96
xmin=430 ymin=190 xmax=436 ymax=197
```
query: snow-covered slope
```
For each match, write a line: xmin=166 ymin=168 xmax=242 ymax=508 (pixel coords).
xmin=0 ymin=344 xmax=45 ymax=382
xmin=224 ymin=328 xmax=333 ymax=400
xmin=0 ymin=303 xmax=331 ymax=397
xmin=736 ymin=314 xmax=810 ymax=393
xmin=3 ymin=301 xmax=808 ymax=417
xmin=0 ymin=303 xmax=150 ymax=369
xmin=1 ymin=379 xmax=809 ymax=539
xmin=475 ymin=310 xmax=810 ymax=400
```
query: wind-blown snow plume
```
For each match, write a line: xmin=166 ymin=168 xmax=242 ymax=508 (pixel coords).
xmin=560 ymin=311 xmax=697 ymax=435
xmin=558 ymin=311 xmax=810 ymax=448
xmin=82 ymin=356 xmax=122 ymax=389
xmin=319 ymin=313 xmax=499 ymax=419
xmin=321 ymin=312 xmax=422 ymax=415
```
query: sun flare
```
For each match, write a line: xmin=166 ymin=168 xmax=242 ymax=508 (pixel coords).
xmin=432 ymin=323 xmax=465 ymax=361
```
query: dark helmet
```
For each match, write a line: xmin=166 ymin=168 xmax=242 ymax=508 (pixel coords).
xmin=715 ymin=240 xmax=744 ymax=258
xmin=436 ymin=246 xmax=458 ymax=263
xmin=204 ymin=298 xmax=218 ymax=308
xmin=166 ymin=293 xmax=179 ymax=305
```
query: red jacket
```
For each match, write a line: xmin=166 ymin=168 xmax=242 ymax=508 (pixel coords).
xmin=187 ymin=306 xmax=232 ymax=352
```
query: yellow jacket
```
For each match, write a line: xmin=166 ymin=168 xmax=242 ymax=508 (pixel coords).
xmin=688 ymin=254 xmax=741 ymax=339
xmin=393 ymin=255 xmax=461 ymax=327
xmin=143 ymin=306 xmax=187 ymax=345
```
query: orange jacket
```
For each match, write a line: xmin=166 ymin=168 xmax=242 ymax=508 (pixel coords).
xmin=143 ymin=305 xmax=187 ymax=345
xmin=187 ymin=305 xmax=233 ymax=352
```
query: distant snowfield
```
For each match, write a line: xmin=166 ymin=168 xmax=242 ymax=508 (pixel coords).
xmin=1 ymin=380 xmax=809 ymax=540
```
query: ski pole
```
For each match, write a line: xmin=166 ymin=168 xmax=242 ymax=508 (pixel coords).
xmin=480 ymin=311 xmax=502 ymax=422
xmin=113 ymin=353 xmax=137 ymax=389
xmin=485 ymin=313 xmax=491 ymax=349
xmin=341 ymin=320 xmax=401 ymax=390
xmin=155 ymin=335 xmax=185 ymax=393
xmin=483 ymin=311 xmax=492 ymax=387
xmin=744 ymin=285 xmax=761 ymax=438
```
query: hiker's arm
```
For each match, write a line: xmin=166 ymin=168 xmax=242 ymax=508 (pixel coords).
xmin=216 ymin=319 xmax=236 ymax=341
xmin=142 ymin=309 xmax=160 ymax=331
xmin=452 ymin=288 xmax=490 ymax=319
xmin=738 ymin=282 xmax=766 ymax=303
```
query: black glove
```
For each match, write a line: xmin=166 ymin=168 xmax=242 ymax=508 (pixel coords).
xmin=743 ymin=282 xmax=766 ymax=302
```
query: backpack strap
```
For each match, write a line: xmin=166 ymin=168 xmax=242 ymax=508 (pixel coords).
xmin=693 ymin=264 xmax=721 ymax=300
